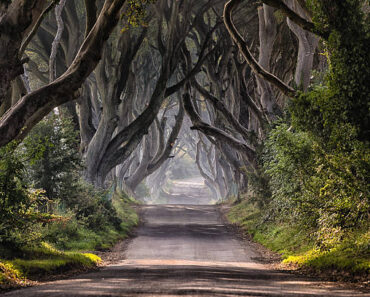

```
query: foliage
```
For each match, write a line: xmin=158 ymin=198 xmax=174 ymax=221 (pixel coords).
xmin=0 ymin=242 xmax=100 ymax=290
xmin=228 ymin=200 xmax=369 ymax=275
xmin=0 ymin=142 xmax=58 ymax=252
xmin=112 ymin=190 xmax=139 ymax=230
xmin=263 ymin=124 xmax=316 ymax=221
xmin=0 ymin=114 xmax=138 ymax=288
xmin=121 ymin=0 xmax=157 ymax=32
xmin=43 ymin=189 xmax=138 ymax=251
xmin=0 ymin=185 xmax=137 ymax=288
xmin=22 ymin=116 xmax=126 ymax=234
xmin=0 ymin=261 xmax=29 ymax=290
xmin=239 ymin=1 xmax=370 ymax=268
xmin=239 ymin=8 xmax=370 ymax=266
xmin=286 ymin=0 xmax=370 ymax=248
xmin=292 ymin=0 xmax=370 ymax=142
xmin=257 ymin=120 xmax=369 ymax=247
xmin=227 ymin=200 xmax=314 ymax=255
xmin=23 ymin=115 xmax=81 ymax=201
xmin=283 ymin=230 xmax=370 ymax=274
xmin=63 ymin=181 xmax=122 ymax=231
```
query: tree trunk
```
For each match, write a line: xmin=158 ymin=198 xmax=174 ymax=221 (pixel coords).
xmin=286 ymin=0 xmax=318 ymax=91
xmin=256 ymin=5 xmax=279 ymax=120
xmin=0 ymin=0 xmax=128 ymax=148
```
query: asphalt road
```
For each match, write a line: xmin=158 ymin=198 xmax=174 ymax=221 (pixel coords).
xmin=3 ymin=205 xmax=368 ymax=297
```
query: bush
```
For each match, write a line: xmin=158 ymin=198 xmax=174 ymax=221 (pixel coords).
xmin=0 ymin=143 xmax=57 ymax=254
xmin=260 ymin=121 xmax=369 ymax=248
xmin=0 ymin=117 xmax=139 ymax=287
xmin=23 ymin=115 xmax=81 ymax=202
xmin=0 ymin=116 xmax=135 ymax=257
xmin=42 ymin=187 xmax=138 ymax=251
xmin=263 ymin=123 xmax=317 ymax=222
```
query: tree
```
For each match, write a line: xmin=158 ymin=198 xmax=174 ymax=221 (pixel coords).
xmin=0 ymin=0 xmax=132 ymax=147
xmin=88 ymin=0 xmax=220 ymax=186
xmin=23 ymin=116 xmax=81 ymax=202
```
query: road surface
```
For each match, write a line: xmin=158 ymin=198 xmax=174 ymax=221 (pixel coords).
xmin=3 ymin=205 xmax=368 ymax=296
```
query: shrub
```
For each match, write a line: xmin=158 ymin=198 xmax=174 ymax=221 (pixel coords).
xmin=260 ymin=121 xmax=369 ymax=248
xmin=23 ymin=115 xmax=81 ymax=202
xmin=0 ymin=143 xmax=56 ymax=254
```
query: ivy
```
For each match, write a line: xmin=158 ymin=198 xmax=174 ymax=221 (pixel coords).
xmin=260 ymin=0 xmax=370 ymax=249
xmin=121 ymin=0 xmax=157 ymax=32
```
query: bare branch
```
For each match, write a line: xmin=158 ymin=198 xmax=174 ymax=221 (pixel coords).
xmin=261 ymin=0 xmax=328 ymax=39
xmin=148 ymin=99 xmax=184 ymax=173
xmin=192 ymin=78 xmax=253 ymax=142
xmin=19 ymin=0 xmax=57 ymax=58
xmin=0 ymin=0 xmax=128 ymax=147
xmin=84 ymin=0 xmax=97 ymax=38
xmin=223 ymin=0 xmax=297 ymax=98
xmin=49 ymin=0 xmax=66 ymax=82
xmin=183 ymin=92 xmax=256 ymax=167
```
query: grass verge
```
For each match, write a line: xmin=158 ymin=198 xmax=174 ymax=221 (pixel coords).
xmin=47 ymin=192 xmax=139 ymax=252
xmin=227 ymin=200 xmax=370 ymax=279
xmin=0 ymin=191 xmax=139 ymax=291
xmin=0 ymin=242 xmax=101 ymax=290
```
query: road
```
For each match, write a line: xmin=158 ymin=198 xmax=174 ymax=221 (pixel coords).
xmin=3 ymin=205 xmax=368 ymax=296
xmin=150 ymin=178 xmax=214 ymax=205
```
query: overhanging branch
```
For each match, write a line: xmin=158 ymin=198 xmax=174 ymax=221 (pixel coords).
xmin=260 ymin=0 xmax=329 ymax=39
xmin=0 ymin=0 xmax=128 ymax=148
xmin=183 ymin=92 xmax=256 ymax=168
xmin=19 ymin=0 xmax=58 ymax=58
xmin=223 ymin=0 xmax=297 ymax=98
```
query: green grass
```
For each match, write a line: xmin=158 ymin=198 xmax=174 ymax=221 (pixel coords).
xmin=227 ymin=200 xmax=370 ymax=275
xmin=11 ymin=242 xmax=100 ymax=274
xmin=52 ymin=225 xmax=124 ymax=251
xmin=283 ymin=230 xmax=370 ymax=273
xmin=1 ymin=190 xmax=139 ymax=290
xmin=46 ymin=191 xmax=139 ymax=252
xmin=0 ymin=261 xmax=28 ymax=290
xmin=112 ymin=190 xmax=139 ymax=234
xmin=0 ymin=243 xmax=101 ymax=290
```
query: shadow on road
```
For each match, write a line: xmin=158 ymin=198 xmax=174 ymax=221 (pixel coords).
xmin=3 ymin=205 xmax=367 ymax=297
xmin=5 ymin=261 xmax=364 ymax=297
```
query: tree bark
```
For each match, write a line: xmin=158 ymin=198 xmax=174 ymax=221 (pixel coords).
xmin=286 ymin=0 xmax=318 ymax=91
xmin=0 ymin=0 xmax=47 ymax=107
xmin=256 ymin=5 xmax=279 ymax=120
xmin=0 ymin=0 xmax=128 ymax=148
xmin=223 ymin=0 xmax=296 ymax=98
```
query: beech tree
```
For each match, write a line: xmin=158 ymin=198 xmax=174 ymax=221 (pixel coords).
xmin=87 ymin=0 xmax=221 ymax=186
xmin=0 ymin=0 xmax=129 ymax=147
xmin=2 ymin=0 xmax=366 ymax=204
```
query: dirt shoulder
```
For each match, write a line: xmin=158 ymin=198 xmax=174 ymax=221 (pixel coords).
xmin=94 ymin=206 xmax=143 ymax=266
xmin=218 ymin=203 xmax=369 ymax=292
xmin=218 ymin=204 xmax=282 ymax=266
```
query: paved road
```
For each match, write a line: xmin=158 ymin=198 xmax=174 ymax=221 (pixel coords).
xmin=3 ymin=205 xmax=368 ymax=296
xmin=153 ymin=178 xmax=213 ymax=205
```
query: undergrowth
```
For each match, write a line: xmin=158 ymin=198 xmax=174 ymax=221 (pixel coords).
xmin=0 ymin=242 xmax=101 ymax=290
xmin=227 ymin=199 xmax=370 ymax=277
xmin=44 ymin=191 xmax=138 ymax=251
xmin=0 ymin=190 xmax=138 ymax=291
